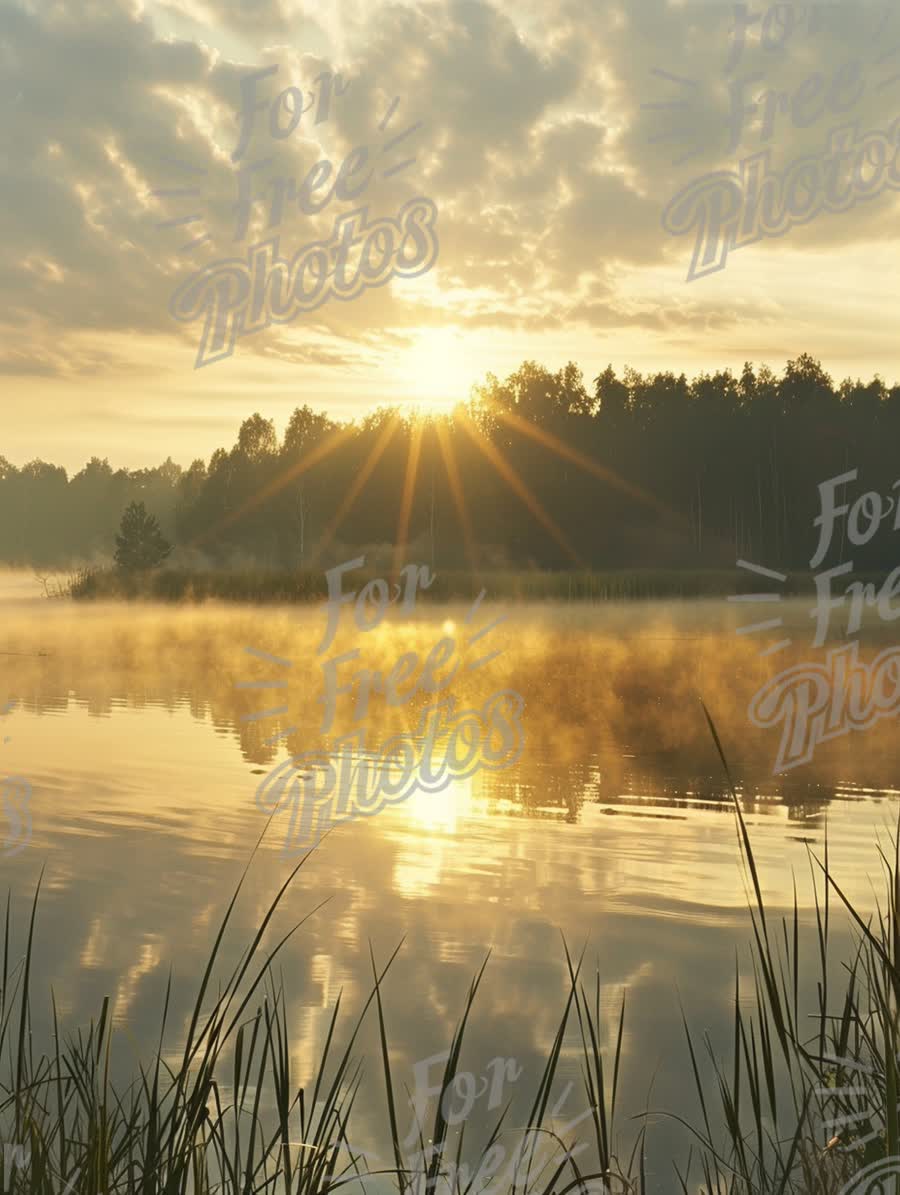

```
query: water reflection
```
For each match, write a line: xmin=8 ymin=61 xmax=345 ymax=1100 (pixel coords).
xmin=0 ymin=595 xmax=897 ymax=1191
xmin=3 ymin=597 xmax=899 ymax=808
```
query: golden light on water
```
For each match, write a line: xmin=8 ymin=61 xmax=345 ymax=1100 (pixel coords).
xmin=402 ymin=774 xmax=470 ymax=837
xmin=3 ymin=594 xmax=900 ymax=919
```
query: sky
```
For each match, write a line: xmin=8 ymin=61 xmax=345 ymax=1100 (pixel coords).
xmin=3 ymin=0 xmax=900 ymax=470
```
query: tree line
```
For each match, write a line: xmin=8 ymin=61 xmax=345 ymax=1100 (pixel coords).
xmin=3 ymin=353 xmax=897 ymax=573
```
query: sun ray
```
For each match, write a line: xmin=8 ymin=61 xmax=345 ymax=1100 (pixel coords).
xmin=490 ymin=404 xmax=686 ymax=529
xmin=457 ymin=411 xmax=582 ymax=566
xmin=435 ymin=419 xmax=480 ymax=572
xmin=188 ymin=427 xmax=350 ymax=550
xmin=311 ymin=417 xmax=399 ymax=565
xmin=393 ymin=419 xmax=424 ymax=577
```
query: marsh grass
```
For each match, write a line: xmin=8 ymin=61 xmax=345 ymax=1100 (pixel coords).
xmin=664 ymin=705 xmax=900 ymax=1194
xmin=66 ymin=565 xmax=900 ymax=606
xmin=0 ymin=806 xmax=632 ymax=1195
xmin=3 ymin=712 xmax=900 ymax=1194
xmin=66 ymin=568 xmax=809 ymax=605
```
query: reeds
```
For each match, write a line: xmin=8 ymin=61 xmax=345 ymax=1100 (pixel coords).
xmin=2 ymin=714 xmax=900 ymax=1194
xmin=0 ymin=812 xmax=632 ymax=1195
xmin=666 ymin=705 xmax=900 ymax=1194
xmin=66 ymin=567 xmax=811 ymax=605
xmin=67 ymin=565 xmax=900 ymax=604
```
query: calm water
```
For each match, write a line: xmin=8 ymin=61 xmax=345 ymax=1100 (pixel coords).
xmin=1 ymin=578 xmax=898 ymax=1191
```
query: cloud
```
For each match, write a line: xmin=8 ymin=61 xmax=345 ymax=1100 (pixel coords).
xmin=2 ymin=0 xmax=900 ymax=386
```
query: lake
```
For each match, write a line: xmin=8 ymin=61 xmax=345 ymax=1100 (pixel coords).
xmin=0 ymin=579 xmax=897 ymax=1192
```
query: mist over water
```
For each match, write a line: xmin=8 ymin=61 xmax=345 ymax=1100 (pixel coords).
xmin=0 ymin=586 xmax=897 ymax=1190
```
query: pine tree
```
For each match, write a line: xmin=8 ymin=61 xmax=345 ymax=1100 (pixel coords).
xmin=114 ymin=501 xmax=172 ymax=572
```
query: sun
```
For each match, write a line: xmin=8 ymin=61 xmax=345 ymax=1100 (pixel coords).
xmin=396 ymin=327 xmax=472 ymax=413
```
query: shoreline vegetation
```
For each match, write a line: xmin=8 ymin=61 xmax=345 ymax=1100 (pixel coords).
xmin=2 ymin=725 xmax=899 ymax=1193
xmin=57 ymin=565 xmax=900 ymax=604
xmin=8 ymin=356 xmax=900 ymax=580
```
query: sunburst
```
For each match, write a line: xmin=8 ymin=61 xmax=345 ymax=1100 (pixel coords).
xmin=392 ymin=418 xmax=424 ymax=578
xmin=186 ymin=425 xmax=350 ymax=552
xmin=310 ymin=416 xmax=400 ymax=566
xmin=456 ymin=409 xmax=582 ymax=566
xmin=435 ymin=419 xmax=480 ymax=572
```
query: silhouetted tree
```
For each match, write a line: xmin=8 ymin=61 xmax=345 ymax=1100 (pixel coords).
xmin=114 ymin=502 xmax=172 ymax=572
xmin=6 ymin=355 xmax=900 ymax=573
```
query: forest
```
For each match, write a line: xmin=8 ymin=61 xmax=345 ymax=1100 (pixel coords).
xmin=2 ymin=353 xmax=896 ymax=574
